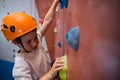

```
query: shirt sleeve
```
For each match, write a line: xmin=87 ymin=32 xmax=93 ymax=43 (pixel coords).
xmin=37 ymin=31 xmax=42 ymax=43
xmin=12 ymin=57 xmax=33 ymax=80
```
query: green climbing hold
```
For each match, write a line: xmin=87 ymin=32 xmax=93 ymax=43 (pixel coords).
xmin=59 ymin=54 xmax=67 ymax=80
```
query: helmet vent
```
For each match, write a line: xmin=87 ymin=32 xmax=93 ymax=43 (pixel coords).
xmin=3 ymin=24 xmax=8 ymax=29
xmin=10 ymin=25 xmax=15 ymax=32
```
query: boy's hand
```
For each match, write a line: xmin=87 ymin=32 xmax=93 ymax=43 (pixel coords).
xmin=49 ymin=57 xmax=64 ymax=78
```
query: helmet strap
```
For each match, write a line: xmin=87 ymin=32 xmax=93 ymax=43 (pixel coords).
xmin=17 ymin=38 xmax=31 ymax=53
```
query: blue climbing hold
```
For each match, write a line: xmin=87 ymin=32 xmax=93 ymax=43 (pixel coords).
xmin=58 ymin=42 xmax=62 ymax=48
xmin=60 ymin=0 xmax=68 ymax=9
xmin=66 ymin=27 xmax=80 ymax=51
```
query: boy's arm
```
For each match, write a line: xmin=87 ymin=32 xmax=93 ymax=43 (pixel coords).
xmin=39 ymin=57 xmax=64 ymax=80
xmin=38 ymin=0 xmax=59 ymax=37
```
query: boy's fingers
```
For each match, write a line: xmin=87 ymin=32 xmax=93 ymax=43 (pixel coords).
xmin=56 ymin=66 xmax=64 ymax=71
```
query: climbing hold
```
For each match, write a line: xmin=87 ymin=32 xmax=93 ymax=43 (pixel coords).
xmin=7 ymin=12 xmax=10 ymax=15
xmin=13 ymin=49 xmax=16 ymax=52
xmin=59 ymin=54 xmax=67 ymax=80
xmin=56 ymin=6 xmax=59 ymax=12
xmin=13 ymin=54 xmax=15 ymax=58
xmin=60 ymin=0 xmax=68 ymax=9
xmin=58 ymin=42 xmax=62 ymax=48
xmin=66 ymin=27 xmax=80 ymax=51
xmin=53 ymin=45 xmax=56 ymax=48
xmin=54 ymin=28 xmax=58 ymax=34
xmin=39 ymin=19 xmax=43 ymax=24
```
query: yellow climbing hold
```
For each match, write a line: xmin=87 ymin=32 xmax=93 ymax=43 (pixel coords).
xmin=54 ymin=28 xmax=58 ymax=34
xmin=59 ymin=54 xmax=67 ymax=80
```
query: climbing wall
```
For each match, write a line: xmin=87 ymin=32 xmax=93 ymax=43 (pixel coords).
xmin=36 ymin=0 xmax=120 ymax=80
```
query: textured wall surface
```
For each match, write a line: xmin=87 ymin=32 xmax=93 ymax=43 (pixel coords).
xmin=36 ymin=0 xmax=120 ymax=80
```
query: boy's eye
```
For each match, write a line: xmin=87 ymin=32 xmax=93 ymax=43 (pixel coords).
xmin=35 ymin=37 xmax=38 ymax=40
xmin=27 ymin=40 xmax=31 ymax=44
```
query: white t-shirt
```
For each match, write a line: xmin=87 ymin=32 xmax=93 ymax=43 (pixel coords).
xmin=12 ymin=31 xmax=51 ymax=80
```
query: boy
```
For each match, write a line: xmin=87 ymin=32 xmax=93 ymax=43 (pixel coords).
xmin=1 ymin=0 xmax=64 ymax=80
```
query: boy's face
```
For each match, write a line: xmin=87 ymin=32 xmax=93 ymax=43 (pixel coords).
xmin=20 ymin=30 xmax=39 ymax=52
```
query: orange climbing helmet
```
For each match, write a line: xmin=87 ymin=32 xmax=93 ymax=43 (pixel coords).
xmin=1 ymin=12 xmax=38 ymax=41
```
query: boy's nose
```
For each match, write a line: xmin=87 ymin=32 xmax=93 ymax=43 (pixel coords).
xmin=32 ymin=42 xmax=37 ymax=47
xmin=31 ymin=40 xmax=38 ymax=47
